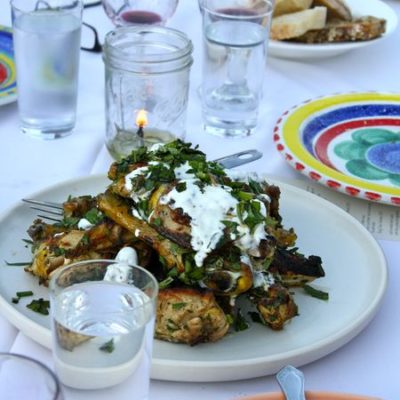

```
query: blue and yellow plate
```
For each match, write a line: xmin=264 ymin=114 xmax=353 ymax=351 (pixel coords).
xmin=0 ymin=25 xmax=17 ymax=106
xmin=274 ymin=92 xmax=400 ymax=206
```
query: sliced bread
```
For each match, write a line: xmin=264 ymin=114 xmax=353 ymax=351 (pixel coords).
xmin=291 ymin=16 xmax=386 ymax=43
xmin=313 ymin=0 xmax=352 ymax=21
xmin=271 ymin=6 xmax=327 ymax=40
xmin=273 ymin=0 xmax=313 ymax=17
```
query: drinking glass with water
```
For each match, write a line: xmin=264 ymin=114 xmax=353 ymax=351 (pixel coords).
xmin=11 ymin=0 xmax=82 ymax=139
xmin=49 ymin=259 xmax=158 ymax=395
xmin=200 ymin=0 xmax=273 ymax=137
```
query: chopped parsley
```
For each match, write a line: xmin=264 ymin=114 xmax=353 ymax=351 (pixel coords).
xmin=172 ymin=302 xmax=187 ymax=310
xmin=304 ymin=284 xmax=329 ymax=301
xmin=99 ymin=339 xmax=115 ymax=353
xmin=83 ymin=208 xmax=104 ymax=225
xmin=26 ymin=298 xmax=50 ymax=315
xmin=12 ymin=290 xmax=34 ymax=304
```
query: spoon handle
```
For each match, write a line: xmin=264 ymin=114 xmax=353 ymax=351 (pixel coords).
xmin=214 ymin=149 xmax=262 ymax=169
xmin=276 ymin=365 xmax=306 ymax=400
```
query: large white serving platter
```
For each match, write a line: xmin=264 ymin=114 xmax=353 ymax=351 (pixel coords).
xmin=268 ymin=0 xmax=397 ymax=60
xmin=0 ymin=174 xmax=387 ymax=382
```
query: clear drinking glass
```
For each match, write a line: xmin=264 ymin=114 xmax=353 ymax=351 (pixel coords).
xmin=102 ymin=0 xmax=179 ymax=26
xmin=0 ymin=353 xmax=63 ymax=400
xmin=49 ymin=259 xmax=158 ymax=395
xmin=10 ymin=0 xmax=83 ymax=139
xmin=200 ymin=0 xmax=273 ymax=137
xmin=103 ymin=26 xmax=193 ymax=160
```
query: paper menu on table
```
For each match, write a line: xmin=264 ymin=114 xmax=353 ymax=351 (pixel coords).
xmin=283 ymin=178 xmax=400 ymax=242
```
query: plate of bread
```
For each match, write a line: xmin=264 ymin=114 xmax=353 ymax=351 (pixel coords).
xmin=269 ymin=0 xmax=397 ymax=59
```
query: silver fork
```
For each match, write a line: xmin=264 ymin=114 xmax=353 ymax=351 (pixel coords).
xmin=23 ymin=149 xmax=263 ymax=220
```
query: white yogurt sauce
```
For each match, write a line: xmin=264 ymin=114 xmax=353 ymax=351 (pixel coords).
xmin=253 ymin=271 xmax=275 ymax=291
xmin=115 ymin=246 xmax=138 ymax=266
xmin=104 ymin=247 xmax=139 ymax=283
xmin=124 ymin=160 xmax=270 ymax=267
xmin=77 ymin=218 xmax=94 ymax=230
xmin=161 ymin=180 xmax=238 ymax=266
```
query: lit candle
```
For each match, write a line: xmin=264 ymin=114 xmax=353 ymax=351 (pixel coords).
xmin=135 ymin=109 xmax=148 ymax=140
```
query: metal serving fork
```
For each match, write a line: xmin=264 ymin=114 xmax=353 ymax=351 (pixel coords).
xmin=23 ymin=149 xmax=262 ymax=221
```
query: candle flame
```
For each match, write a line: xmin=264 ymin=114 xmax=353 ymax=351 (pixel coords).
xmin=136 ymin=109 xmax=148 ymax=128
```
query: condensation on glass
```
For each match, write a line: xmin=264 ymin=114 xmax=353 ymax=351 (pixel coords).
xmin=103 ymin=26 xmax=193 ymax=160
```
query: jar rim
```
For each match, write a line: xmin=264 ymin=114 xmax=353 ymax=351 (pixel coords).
xmin=104 ymin=26 xmax=193 ymax=67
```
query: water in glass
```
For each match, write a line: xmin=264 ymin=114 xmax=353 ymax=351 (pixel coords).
xmin=12 ymin=8 xmax=81 ymax=138
xmin=200 ymin=1 xmax=273 ymax=137
xmin=52 ymin=281 xmax=154 ymax=393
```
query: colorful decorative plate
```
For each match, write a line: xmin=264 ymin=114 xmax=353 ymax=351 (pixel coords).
xmin=0 ymin=26 xmax=17 ymax=106
xmin=274 ymin=92 xmax=400 ymax=206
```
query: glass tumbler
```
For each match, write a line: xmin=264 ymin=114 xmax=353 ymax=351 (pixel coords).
xmin=103 ymin=26 xmax=193 ymax=160
xmin=0 ymin=352 xmax=63 ymax=400
xmin=200 ymin=0 xmax=273 ymax=137
xmin=11 ymin=0 xmax=82 ymax=139
xmin=49 ymin=259 xmax=158 ymax=394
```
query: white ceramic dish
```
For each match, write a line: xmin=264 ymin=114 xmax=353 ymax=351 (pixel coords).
xmin=268 ymin=0 xmax=398 ymax=60
xmin=0 ymin=175 xmax=387 ymax=382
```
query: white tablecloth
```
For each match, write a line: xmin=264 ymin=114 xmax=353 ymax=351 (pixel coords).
xmin=0 ymin=1 xmax=399 ymax=399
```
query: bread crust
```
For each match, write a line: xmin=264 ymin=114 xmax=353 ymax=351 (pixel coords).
xmin=291 ymin=16 xmax=386 ymax=43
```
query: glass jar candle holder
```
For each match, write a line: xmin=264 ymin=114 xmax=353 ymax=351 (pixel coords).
xmin=103 ymin=26 xmax=193 ymax=160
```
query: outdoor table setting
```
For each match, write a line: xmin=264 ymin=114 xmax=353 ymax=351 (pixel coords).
xmin=0 ymin=0 xmax=400 ymax=399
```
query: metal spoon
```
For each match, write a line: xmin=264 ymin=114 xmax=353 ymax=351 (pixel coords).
xmin=214 ymin=149 xmax=262 ymax=169
xmin=276 ymin=365 xmax=306 ymax=400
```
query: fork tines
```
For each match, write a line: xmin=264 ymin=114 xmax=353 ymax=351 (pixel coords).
xmin=22 ymin=199 xmax=63 ymax=209
xmin=23 ymin=199 xmax=64 ymax=222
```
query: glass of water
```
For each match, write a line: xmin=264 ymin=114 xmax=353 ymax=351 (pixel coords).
xmin=10 ymin=0 xmax=83 ymax=139
xmin=0 ymin=353 xmax=63 ymax=400
xmin=49 ymin=259 xmax=158 ymax=395
xmin=200 ymin=0 xmax=273 ymax=137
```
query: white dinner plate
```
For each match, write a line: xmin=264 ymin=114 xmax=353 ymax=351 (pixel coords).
xmin=0 ymin=175 xmax=387 ymax=382
xmin=268 ymin=0 xmax=398 ymax=60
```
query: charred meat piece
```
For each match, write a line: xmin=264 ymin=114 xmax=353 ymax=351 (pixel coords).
xmin=269 ymin=247 xmax=325 ymax=286
xmin=26 ymin=218 xmax=153 ymax=283
xmin=63 ymin=195 xmax=98 ymax=218
xmin=155 ymin=287 xmax=230 ymax=345
xmin=97 ymin=190 xmax=187 ymax=272
xmin=249 ymin=283 xmax=298 ymax=330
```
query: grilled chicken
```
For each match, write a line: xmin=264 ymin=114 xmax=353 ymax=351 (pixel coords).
xmin=26 ymin=218 xmax=153 ymax=283
xmin=249 ymin=283 xmax=298 ymax=330
xmin=155 ymin=287 xmax=230 ymax=345
xmin=24 ymin=141 xmax=326 ymax=345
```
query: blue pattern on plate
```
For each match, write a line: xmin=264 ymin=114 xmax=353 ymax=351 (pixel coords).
xmin=302 ymin=104 xmax=400 ymax=155
xmin=366 ymin=142 xmax=400 ymax=174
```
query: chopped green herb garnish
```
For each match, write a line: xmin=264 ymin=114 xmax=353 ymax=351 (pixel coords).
xmin=12 ymin=297 xmax=19 ymax=304
xmin=159 ymin=276 xmax=174 ymax=289
xmin=234 ymin=309 xmax=249 ymax=332
xmin=176 ymin=182 xmax=187 ymax=192
xmin=304 ymin=284 xmax=329 ymax=301
xmin=99 ymin=339 xmax=115 ymax=353
xmin=84 ymin=208 xmax=104 ymax=225
xmin=248 ymin=311 xmax=264 ymax=324
xmin=5 ymin=261 xmax=31 ymax=267
xmin=26 ymin=298 xmax=50 ymax=315
xmin=16 ymin=290 xmax=34 ymax=298
xmin=172 ymin=302 xmax=187 ymax=310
